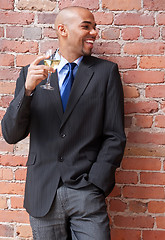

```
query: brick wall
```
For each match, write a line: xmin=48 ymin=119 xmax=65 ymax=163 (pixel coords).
xmin=0 ymin=0 xmax=165 ymax=239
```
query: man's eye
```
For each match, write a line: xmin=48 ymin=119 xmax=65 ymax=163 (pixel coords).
xmin=82 ymin=25 xmax=89 ymax=29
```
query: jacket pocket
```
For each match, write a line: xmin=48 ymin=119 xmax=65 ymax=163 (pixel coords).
xmin=26 ymin=152 xmax=36 ymax=166
xmin=85 ymin=150 xmax=98 ymax=162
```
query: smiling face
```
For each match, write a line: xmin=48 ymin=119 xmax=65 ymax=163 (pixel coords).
xmin=55 ymin=7 xmax=97 ymax=61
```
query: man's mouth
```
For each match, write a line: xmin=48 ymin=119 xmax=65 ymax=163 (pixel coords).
xmin=85 ymin=39 xmax=95 ymax=48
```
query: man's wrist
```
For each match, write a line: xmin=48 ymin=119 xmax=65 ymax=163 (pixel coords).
xmin=25 ymin=88 xmax=35 ymax=96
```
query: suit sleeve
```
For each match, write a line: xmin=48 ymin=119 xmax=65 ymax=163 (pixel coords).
xmin=1 ymin=66 xmax=32 ymax=144
xmin=88 ymin=63 xmax=126 ymax=196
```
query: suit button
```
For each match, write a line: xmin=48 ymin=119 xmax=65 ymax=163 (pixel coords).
xmin=59 ymin=157 xmax=64 ymax=162
xmin=61 ymin=133 xmax=66 ymax=138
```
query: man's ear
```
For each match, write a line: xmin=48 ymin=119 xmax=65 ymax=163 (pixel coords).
xmin=58 ymin=24 xmax=68 ymax=37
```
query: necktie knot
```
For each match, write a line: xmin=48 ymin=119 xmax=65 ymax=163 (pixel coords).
xmin=68 ymin=62 xmax=77 ymax=71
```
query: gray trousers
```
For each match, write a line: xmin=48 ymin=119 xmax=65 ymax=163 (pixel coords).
xmin=29 ymin=184 xmax=111 ymax=240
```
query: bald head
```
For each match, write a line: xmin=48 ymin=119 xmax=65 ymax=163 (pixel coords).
xmin=54 ymin=6 xmax=97 ymax=62
xmin=55 ymin=6 xmax=93 ymax=31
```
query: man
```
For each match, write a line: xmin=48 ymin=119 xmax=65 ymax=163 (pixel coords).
xmin=1 ymin=6 xmax=126 ymax=240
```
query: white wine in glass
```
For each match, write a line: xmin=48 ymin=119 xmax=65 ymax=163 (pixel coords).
xmin=40 ymin=49 xmax=60 ymax=90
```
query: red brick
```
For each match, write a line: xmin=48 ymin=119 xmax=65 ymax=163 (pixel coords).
xmin=0 ymin=224 xmax=14 ymax=237
xmin=108 ymin=186 xmax=121 ymax=197
xmin=155 ymin=115 xmax=165 ymax=128
xmin=102 ymin=0 xmax=141 ymax=10
xmin=37 ymin=13 xmax=57 ymax=24
xmin=157 ymin=13 xmax=165 ymax=25
xmin=17 ymin=0 xmax=56 ymax=11
xmin=16 ymin=225 xmax=32 ymax=238
xmin=0 ymin=196 xmax=8 ymax=209
xmin=114 ymin=215 xmax=154 ymax=228
xmin=106 ymin=56 xmax=137 ymax=69
xmin=129 ymin=201 xmax=147 ymax=213
xmin=116 ymin=170 xmax=138 ymax=184
xmin=122 ymin=157 xmax=161 ymax=171
xmin=156 ymin=216 xmax=165 ymax=229
xmin=93 ymin=12 xmax=113 ymax=25
xmin=144 ymin=0 xmax=165 ymax=10
xmin=15 ymin=168 xmax=27 ymax=181
xmin=123 ymin=70 xmax=164 ymax=84
xmin=0 ymin=210 xmax=29 ymax=223
xmin=0 ymin=81 xmax=16 ymax=94
xmin=140 ymin=56 xmax=165 ymax=69
xmin=0 ymin=139 xmax=14 ymax=152
xmin=14 ymin=137 xmax=29 ymax=155
xmin=0 ymin=68 xmax=20 ymax=81
xmin=125 ymin=116 xmax=132 ymax=128
xmin=24 ymin=27 xmax=42 ymax=40
xmin=162 ymin=27 xmax=165 ymax=40
xmin=109 ymin=199 xmax=127 ymax=212
xmin=0 ymin=0 xmax=14 ymax=10
xmin=0 ymin=27 xmax=4 ymax=37
xmin=59 ymin=0 xmax=99 ymax=10
xmin=123 ymin=85 xmax=139 ymax=98
xmin=0 ymin=168 xmax=13 ymax=180
xmin=123 ymin=186 xmax=165 ymax=199
xmin=10 ymin=197 xmax=24 ymax=209
xmin=0 ymin=182 xmax=25 ymax=195
xmin=125 ymin=101 xmax=158 ymax=114
xmin=140 ymin=172 xmax=165 ymax=185
xmin=122 ymin=27 xmax=140 ymax=40
xmin=143 ymin=230 xmax=165 ymax=240
xmin=148 ymin=201 xmax=165 ymax=213
xmin=142 ymin=27 xmax=160 ymax=39
xmin=125 ymin=145 xmax=165 ymax=157
xmin=0 ymin=110 xmax=5 ymax=121
xmin=101 ymin=28 xmax=120 ymax=40
xmin=111 ymin=229 xmax=141 ymax=240
xmin=0 ymin=39 xmax=38 ymax=53
xmin=0 ymin=11 xmax=34 ymax=24
xmin=6 ymin=26 xmax=23 ymax=38
xmin=16 ymin=54 xmax=38 ymax=67
xmin=0 ymin=155 xmax=27 ymax=167
xmin=0 ymin=95 xmax=13 ymax=108
xmin=124 ymin=42 xmax=164 ymax=55
xmin=146 ymin=85 xmax=165 ymax=98
xmin=114 ymin=12 xmax=154 ymax=26
xmin=93 ymin=42 xmax=121 ymax=55
xmin=135 ymin=115 xmax=153 ymax=128
xmin=0 ymin=128 xmax=2 ymax=137
xmin=161 ymin=101 xmax=165 ymax=113
xmin=0 ymin=54 xmax=14 ymax=66
xmin=40 ymin=40 xmax=59 ymax=54
xmin=128 ymin=131 xmax=165 ymax=145
xmin=43 ymin=27 xmax=58 ymax=39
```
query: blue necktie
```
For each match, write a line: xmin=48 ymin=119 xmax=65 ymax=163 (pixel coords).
xmin=61 ymin=63 xmax=76 ymax=111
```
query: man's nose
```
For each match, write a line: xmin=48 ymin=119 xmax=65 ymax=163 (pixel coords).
xmin=90 ymin=28 xmax=98 ymax=37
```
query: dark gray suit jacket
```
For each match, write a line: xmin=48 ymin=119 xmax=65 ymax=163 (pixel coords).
xmin=1 ymin=56 xmax=126 ymax=217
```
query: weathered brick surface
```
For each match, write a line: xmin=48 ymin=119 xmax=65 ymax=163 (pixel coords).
xmin=102 ymin=0 xmax=141 ymax=11
xmin=17 ymin=0 xmax=56 ymax=11
xmin=0 ymin=1 xmax=165 ymax=239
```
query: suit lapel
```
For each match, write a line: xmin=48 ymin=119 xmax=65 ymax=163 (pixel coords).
xmin=60 ymin=56 xmax=94 ymax=128
xmin=42 ymin=56 xmax=94 ymax=126
xmin=47 ymin=71 xmax=63 ymax=120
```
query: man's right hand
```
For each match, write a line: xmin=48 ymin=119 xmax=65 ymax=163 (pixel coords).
xmin=25 ymin=55 xmax=55 ymax=96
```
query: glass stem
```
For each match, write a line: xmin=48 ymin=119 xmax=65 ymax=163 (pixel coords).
xmin=46 ymin=72 xmax=51 ymax=85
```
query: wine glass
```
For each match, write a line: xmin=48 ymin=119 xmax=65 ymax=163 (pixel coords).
xmin=40 ymin=49 xmax=60 ymax=90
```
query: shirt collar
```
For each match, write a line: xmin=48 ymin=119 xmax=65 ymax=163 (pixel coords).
xmin=56 ymin=53 xmax=83 ymax=73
